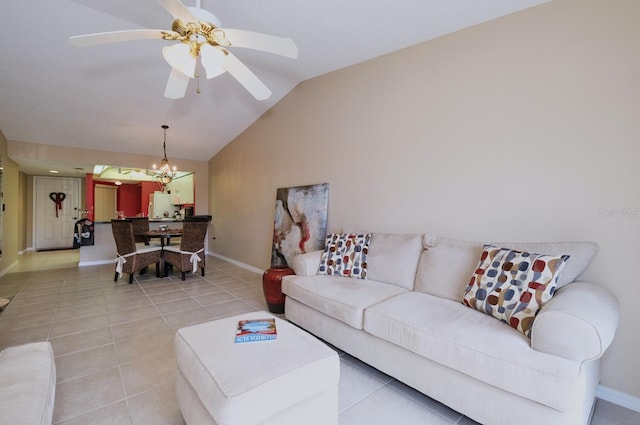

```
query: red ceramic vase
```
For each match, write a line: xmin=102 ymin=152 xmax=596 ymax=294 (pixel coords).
xmin=262 ymin=266 xmax=295 ymax=314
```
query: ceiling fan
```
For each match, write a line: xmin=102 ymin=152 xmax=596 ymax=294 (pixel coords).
xmin=69 ymin=0 xmax=298 ymax=100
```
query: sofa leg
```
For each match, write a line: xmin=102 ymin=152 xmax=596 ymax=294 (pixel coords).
xmin=129 ymin=273 xmax=134 ymax=284
xmin=164 ymin=262 xmax=169 ymax=278
xmin=201 ymin=268 xmax=205 ymax=277
xmin=114 ymin=271 xmax=118 ymax=282
xmin=156 ymin=262 xmax=161 ymax=278
xmin=181 ymin=271 xmax=186 ymax=281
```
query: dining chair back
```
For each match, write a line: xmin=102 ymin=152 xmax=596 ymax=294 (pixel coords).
xmin=163 ymin=220 xmax=209 ymax=280
xmin=111 ymin=219 xmax=162 ymax=284
xmin=130 ymin=216 xmax=150 ymax=245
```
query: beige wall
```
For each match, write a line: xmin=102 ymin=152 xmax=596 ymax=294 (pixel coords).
xmin=0 ymin=131 xmax=19 ymax=274
xmin=209 ymin=0 xmax=640 ymax=400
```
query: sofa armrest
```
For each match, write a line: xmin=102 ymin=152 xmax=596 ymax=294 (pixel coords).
xmin=291 ymin=250 xmax=323 ymax=276
xmin=531 ymin=281 xmax=619 ymax=362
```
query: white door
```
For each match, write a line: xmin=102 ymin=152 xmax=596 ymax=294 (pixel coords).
xmin=34 ymin=177 xmax=82 ymax=250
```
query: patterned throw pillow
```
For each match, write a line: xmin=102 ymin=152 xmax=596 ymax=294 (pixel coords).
xmin=462 ymin=245 xmax=570 ymax=337
xmin=318 ymin=233 xmax=371 ymax=279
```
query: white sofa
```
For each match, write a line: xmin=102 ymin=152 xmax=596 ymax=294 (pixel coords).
xmin=281 ymin=233 xmax=619 ymax=425
xmin=0 ymin=341 xmax=56 ymax=425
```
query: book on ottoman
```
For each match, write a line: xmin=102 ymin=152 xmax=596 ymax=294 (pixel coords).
xmin=235 ymin=318 xmax=278 ymax=343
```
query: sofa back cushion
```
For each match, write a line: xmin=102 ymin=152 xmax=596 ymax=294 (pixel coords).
xmin=415 ymin=238 xmax=483 ymax=301
xmin=415 ymin=237 xmax=599 ymax=301
xmin=366 ymin=233 xmax=425 ymax=290
xmin=493 ymin=241 xmax=599 ymax=287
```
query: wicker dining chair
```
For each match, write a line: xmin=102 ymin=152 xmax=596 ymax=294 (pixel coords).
xmin=111 ymin=219 xmax=162 ymax=284
xmin=163 ymin=219 xmax=210 ymax=280
xmin=130 ymin=216 xmax=150 ymax=245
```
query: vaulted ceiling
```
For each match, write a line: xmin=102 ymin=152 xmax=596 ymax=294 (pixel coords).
xmin=0 ymin=0 xmax=550 ymax=175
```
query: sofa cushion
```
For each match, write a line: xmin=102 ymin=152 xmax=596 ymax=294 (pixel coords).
xmin=494 ymin=241 xmax=598 ymax=288
xmin=367 ymin=233 xmax=424 ymax=290
xmin=415 ymin=238 xmax=483 ymax=301
xmin=318 ymin=233 xmax=371 ymax=279
xmin=282 ymin=274 xmax=407 ymax=329
xmin=462 ymin=245 xmax=570 ymax=337
xmin=415 ymin=237 xmax=598 ymax=302
xmin=363 ymin=292 xmax=584 ymax=412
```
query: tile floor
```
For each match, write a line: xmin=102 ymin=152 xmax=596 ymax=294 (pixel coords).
xmin=1 ymin=250 xmax=639 ymax=424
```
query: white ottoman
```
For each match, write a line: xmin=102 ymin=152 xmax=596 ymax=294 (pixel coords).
xmin=175 ymin=311 xmax=340 ymax=425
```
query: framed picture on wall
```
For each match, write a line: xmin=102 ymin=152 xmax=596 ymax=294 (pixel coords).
xmin=271 ymin=183 xmax=329 ymax=267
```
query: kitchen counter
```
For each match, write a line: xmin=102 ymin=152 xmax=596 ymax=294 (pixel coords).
xmin=78 ymin=222 xmax=117 ymax=266
xmin=93 ymin=218 xmax=185 ymax=224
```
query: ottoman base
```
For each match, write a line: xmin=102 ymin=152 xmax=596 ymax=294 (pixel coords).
xmin=177 ymin=370 xmax=338 ymax=425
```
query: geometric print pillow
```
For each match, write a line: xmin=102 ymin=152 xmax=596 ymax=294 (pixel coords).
xmin=462 ymin=245 xmax=570 ymax=337
xmin=318 ymin=233 xmax=371 ymax=279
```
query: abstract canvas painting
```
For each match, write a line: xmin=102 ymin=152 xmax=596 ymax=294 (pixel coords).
xmin=271 ymin=183 xmax=329 ymax=267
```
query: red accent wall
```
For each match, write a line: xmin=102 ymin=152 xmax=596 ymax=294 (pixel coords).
xmin=93 ymin=180 xmax=141 ymax=217
xmin=118 ymin=184 xmax=142 ymax=217
xmin=89 ymin=179 xmax=168 ymax=218
xmin=85 ymin=173 xmax=95 ymax=220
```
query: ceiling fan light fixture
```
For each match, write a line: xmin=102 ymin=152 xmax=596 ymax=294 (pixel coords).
xmin=162 ymin=43 xmax=196 ymax=78
xmin=70 ymin=0 xmax=298 ymax=100
xmin=151 ymin=124 xmax=177 ymax=185
xmin=201 ymin=44 xmax=226 ymax=79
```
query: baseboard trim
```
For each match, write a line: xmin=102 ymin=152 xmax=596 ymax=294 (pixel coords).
xmin=209 ymin=253 xmax=264 ymax=274
xmin=0 ymin=260 xmax=19 ymax=278
xmin=79 ymin=259 xmax=113 ymax=267
xmin=81 ymin=255 xmax=263 ymax=271
xmin=597 ymin=385 xmax=640 ymax=413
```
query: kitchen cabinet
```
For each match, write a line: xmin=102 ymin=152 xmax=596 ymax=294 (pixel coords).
xmin=166 ymin=173 xmax=194 ymax=205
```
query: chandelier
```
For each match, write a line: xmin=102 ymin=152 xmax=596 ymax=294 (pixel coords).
xmin=152 ymin=124 xmax=177 ymax=184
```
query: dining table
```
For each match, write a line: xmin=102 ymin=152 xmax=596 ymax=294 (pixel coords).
xmin=138 ymin=229 xmax=183 ymax=276
xmin=142 ymin=228 xmax=183 ymax=248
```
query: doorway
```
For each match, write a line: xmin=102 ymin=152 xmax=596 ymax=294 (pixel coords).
xmin=94 ymin=185 xmax=117 ymax=222
xmin=34 ymin=177 xmax=82 ymax=250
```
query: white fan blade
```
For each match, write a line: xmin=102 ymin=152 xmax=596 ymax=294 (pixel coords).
xmin=219 ymin=29 xmax=298 ymax=59
xmin=223 ymin=52 xmax=271 ymax=100
xmin=162 ymin=43 xmax=196 ymax=78
xmin=157 ymin=0 xmax=195 ymax=23
xmin=69 ymin=29 xmax=173 ymax=47
xmin=200 ymin=44 xmax=226 ymax=79
xmin=164 ymin=68 xmax=190 ymax=99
